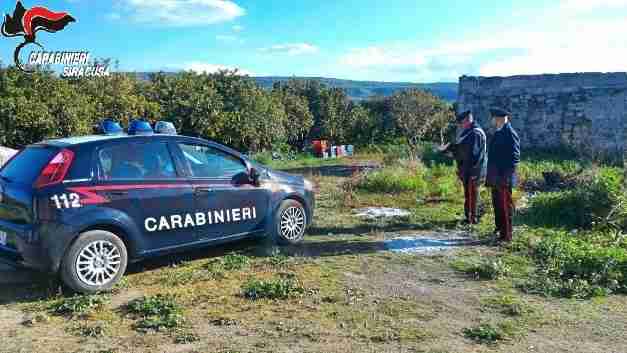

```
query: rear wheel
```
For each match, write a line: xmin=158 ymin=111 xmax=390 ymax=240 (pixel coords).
xmin=272 ymin=199 xmax=307 ymax=245
xmin=60 ymin=230 xmax=128 ymax=294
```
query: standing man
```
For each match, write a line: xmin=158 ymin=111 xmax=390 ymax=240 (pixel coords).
xmin=442 ymin=110 xmax=487 ymax=224
xmin=486 ymin=108 xmax=521 ymax=243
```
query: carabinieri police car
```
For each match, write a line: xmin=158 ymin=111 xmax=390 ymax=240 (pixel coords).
xmin=0 ymin=119 xmax=315 ymax=293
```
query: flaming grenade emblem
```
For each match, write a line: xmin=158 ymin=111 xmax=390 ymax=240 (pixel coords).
xmin=1 ymin=1 xmax=75 ymax=72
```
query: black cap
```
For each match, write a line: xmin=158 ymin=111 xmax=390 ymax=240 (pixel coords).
xmin=490 ymin=107 xmax=511 ymax=117
xmin=456 ymin=110 xmax=472 ymax=122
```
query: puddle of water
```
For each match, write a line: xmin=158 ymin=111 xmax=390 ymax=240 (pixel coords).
xmin=354 ymin=207 xmax=411 ymax=219
xmin=385 ymin=236 xmax=481 ymax=254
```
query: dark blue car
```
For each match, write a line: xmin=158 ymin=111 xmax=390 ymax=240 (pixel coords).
xmin=0 ymin=122 xmax=315 ymax=293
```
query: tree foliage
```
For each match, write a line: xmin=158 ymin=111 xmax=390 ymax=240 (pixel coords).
xmin=0 ymin=67 xmax=454 ymax=153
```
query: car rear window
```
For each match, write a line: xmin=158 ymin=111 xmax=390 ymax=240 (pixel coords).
xmin=0 ymin=146 xmax=57 ymax=184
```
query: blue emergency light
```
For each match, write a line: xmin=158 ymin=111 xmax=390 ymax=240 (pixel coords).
xmin=128 ymin=119 xmax=154 ymax=135
xmin=96 ymin=119 xmax=124 ymax=135
xmin=154 ymin=121 xmax=177 ymax=135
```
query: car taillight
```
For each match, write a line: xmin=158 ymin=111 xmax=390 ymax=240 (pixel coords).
xmin=34 ymin=149 xmax=75 ymax=188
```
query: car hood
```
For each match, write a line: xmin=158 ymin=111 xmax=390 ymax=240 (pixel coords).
xmin=253 ymin=163 xmax=304 ymax=185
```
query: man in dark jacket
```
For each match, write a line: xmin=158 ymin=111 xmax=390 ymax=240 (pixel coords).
xmin=442 ymin=110 xmax=487 ymax=224
xmin=486 ymin=108 xmax=521 ymax=242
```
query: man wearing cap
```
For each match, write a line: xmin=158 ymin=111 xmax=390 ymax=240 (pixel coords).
xmin=441 ymin=110 xmax=487 ymax=224
xmin=487 ymin=108 xmax=521 ymax=243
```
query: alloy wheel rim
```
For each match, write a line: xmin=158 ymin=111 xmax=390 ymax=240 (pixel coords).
xmin=75 ymin=240 xmax=122 ymax=286
xmin=280 ymin=206 xmax=306 ymax=240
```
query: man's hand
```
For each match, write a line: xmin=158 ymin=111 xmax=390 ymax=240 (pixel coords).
xmin=437 ymin=143 xmax=451 ymax=152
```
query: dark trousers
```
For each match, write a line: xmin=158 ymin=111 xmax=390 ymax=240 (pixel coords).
xmin=463 ymin=178 xmax=480 ymax=224
xmin=491 ymin=184 xmax=514 ymax=241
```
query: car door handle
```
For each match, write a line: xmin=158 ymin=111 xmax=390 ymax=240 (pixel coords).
xmin=194 ymin=187 xmax=213 ymax=195
xmin=108 ymin=190 xmax=128 ymax=196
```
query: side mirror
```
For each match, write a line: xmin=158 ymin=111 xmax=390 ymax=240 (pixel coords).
xmin=249 ymin=167 xmax=261 ymax=186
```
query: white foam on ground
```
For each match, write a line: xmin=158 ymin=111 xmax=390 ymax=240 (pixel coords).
xmin=354 ymin=207 xmax=411 ymax=219
xmin=385 ymin=234 xmax=482 ymax=254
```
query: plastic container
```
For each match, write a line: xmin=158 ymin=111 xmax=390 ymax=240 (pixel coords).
xmin=312 ymin=140 xmax=328 ymax=157
xmin=347 ymin=145 xmax=354 ymax=156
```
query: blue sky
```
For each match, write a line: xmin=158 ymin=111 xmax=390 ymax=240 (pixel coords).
xmin=0 ymin=0 xmax=626 ymax=82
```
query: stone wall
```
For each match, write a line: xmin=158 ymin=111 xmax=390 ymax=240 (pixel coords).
xmin=457 ymin=73 xmax=627 ymax=158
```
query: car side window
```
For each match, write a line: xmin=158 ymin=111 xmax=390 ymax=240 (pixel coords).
xmin=178 ymin=144 xmax=247 ymax=179
xmin=98 ymin=142 xmax=177 ymax=180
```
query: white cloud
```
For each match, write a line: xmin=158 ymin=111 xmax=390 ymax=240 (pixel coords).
xmin=118 ymin=0 xmax=245 ymax=26
xmin=259 ymin=43 xmax=319 ymax=56
xmin=336 ymin=3 xmax=627 ymax=81
xmin=560 ymin=0 xmax=627 ymax=11
xmin=183 ymin=62 xmax=254 ymax=75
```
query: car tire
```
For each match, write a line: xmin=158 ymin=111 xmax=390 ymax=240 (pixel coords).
xmin=272 ymin=199 xmax=307 ymax=245
xmin=60 ymin=230 xmax=128 ymax=294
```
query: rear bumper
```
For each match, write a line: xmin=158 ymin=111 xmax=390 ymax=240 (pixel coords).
xmin=0 ymin=220 xmax=50 ymax=272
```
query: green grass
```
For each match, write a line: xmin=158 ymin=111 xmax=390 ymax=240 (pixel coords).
xmin=241 ymin=275 xmax=306 ymax=300
xmin=67 ymin=322 xmax=108 ymax=338
xmin=519 ymin=232 xmax=627 ymax=298
xmin=127 ymin=294 xmax=185 ymax=331
xmin=482 ymin=294 xmax=533 ymax=317
xmin=50 ymin=294 xmax=109 ymax=317
xmin=252 ymin=151 xmax=355 ymax=170
xmin=454 ymin=258 xmax=513 ymax=280
xmin=520 ymin=167 xmax=625 ymax=229
xmin=463 ymin=323 xmax=505 ymax=344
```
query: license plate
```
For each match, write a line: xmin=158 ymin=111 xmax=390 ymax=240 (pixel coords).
xmin=0 ymin=231 xmax=6 ymax=246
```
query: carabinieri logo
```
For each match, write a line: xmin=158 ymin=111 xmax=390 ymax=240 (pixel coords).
xmin=1 ymin=1 xmax=75 ymax=73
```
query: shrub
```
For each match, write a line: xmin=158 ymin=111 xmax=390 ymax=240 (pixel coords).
xmin=355 ymin=162 xmax=427 ymax=195
xmin=203 ymin=253 xmax=252 ymax=279
xmin=424 ymin=163 xmax=459 ymax=199
xmin=463 ymin=324 xmax=505 ymax=344
xmin=242 ymin=276 xmax=305 ymax=300
xmin=250 ymin=151 xmax=273 ymax=165
xmin=127 ymin=294 xmax=184 ymax=331
xmin=521 ymin=167 xmax=625 ymax=229
xmin=420 ymin=143 xmax=455 ymax=167
xmin=459 ymin=259 xmax=512 ymax=280
xmin=221 ymin=253 xmax=251 ymax=271
xmin=51 ymin=294 xmax=109 ymax=316
xmin=520 ymin=233 xmax=627 ymax=298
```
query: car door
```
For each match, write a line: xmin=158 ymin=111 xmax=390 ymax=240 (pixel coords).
xmin=95 ymin=140 xmax=196 ymax=251
xmin=174 ymin=142 xmax=270 ymax=241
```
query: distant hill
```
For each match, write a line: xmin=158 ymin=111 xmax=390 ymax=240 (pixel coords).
xmin=134 ymin=72 xmax=458 ymax=102
xmin=254 ymin=77 xmax=458 ymax=102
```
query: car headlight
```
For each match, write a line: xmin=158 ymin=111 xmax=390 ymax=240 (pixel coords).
xmin=304 ymin=179 xmax=314 ymax=191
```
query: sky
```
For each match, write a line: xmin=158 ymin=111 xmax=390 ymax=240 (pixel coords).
xmin=0 ymin=0 xmax=625 ymax=83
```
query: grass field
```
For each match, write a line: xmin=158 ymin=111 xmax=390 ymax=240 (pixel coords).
xmin=0 ymin=147 xmax=626 ymax=353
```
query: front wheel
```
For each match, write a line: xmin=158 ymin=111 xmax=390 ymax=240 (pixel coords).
xmin=60 ymin=230 xmax=128 ymax=294
xmin=272 ymin=199 xmax=307 ymax=245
